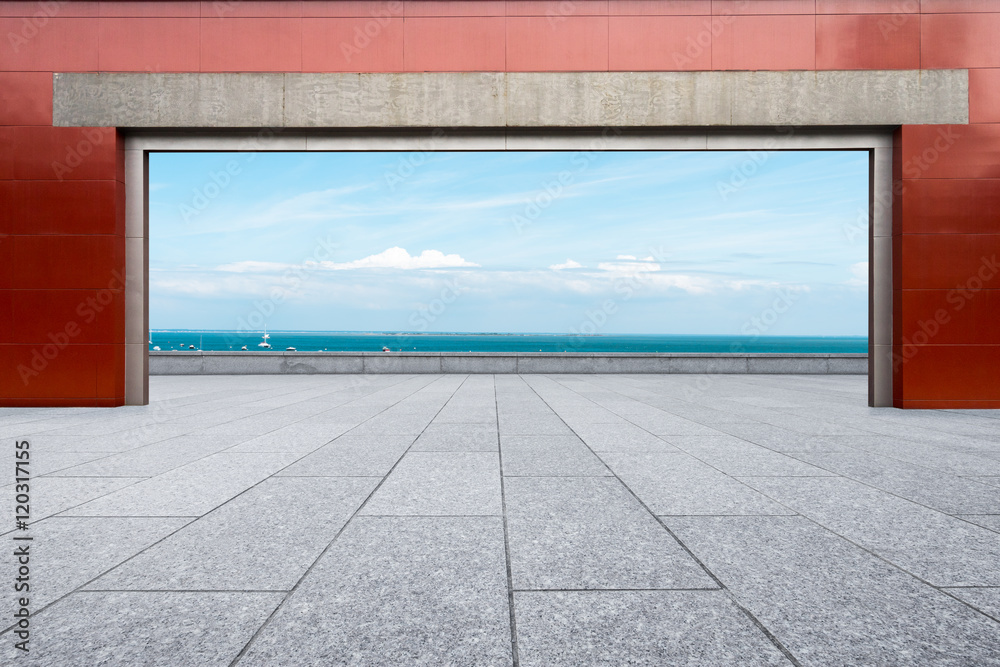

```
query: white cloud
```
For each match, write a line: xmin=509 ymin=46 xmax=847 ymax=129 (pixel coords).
xmin=598 ymin=260 xmax=662 ymax=274
xmin=215 ymin=260 xmax=295 ymax=273
xmin=549 ymin=259 xmax=582 ymax=271
xmin=320 ymin=247 xmax=478 ymax=271
xmin=846 ymin=261 xmax=868 ymax=287
xmin=211 ymin=248 xmax=477 ymax=275
xmin=616 ymin=254 xmax=637 ymax=260
xmin=153 ymin=258 xmax=814 ymax=304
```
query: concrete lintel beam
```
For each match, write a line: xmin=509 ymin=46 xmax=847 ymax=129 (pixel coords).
xmin=53 ymin=70 xmax=968 ymax=129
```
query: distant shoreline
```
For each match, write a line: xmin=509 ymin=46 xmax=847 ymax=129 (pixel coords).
xmin=150 ymin=331 xmax=867 ymax=354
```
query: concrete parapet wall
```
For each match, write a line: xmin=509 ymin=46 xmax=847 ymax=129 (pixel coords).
xmin=150 ymin=352 xmax=867 ymax=375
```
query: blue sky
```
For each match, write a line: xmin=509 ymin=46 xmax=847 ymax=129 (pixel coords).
xmin=149 ymin=149 xmax=869 ymax=335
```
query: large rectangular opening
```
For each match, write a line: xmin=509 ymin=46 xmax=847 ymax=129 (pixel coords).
xmin=148 ymin=149 xmax=868 ymax=354
xmin=124 ymin=130 xmax=893 ymax=406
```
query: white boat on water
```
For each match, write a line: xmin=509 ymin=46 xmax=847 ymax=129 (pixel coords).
xmin=258 ymin=327 xmax=272 ymax=349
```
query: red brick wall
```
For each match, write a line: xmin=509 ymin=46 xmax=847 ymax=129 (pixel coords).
xmin=1 ymin=0 xmax=997 ymax=407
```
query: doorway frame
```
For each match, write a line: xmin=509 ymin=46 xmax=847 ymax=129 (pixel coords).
xmin=124 ymin=128 xmax=893 ymax=406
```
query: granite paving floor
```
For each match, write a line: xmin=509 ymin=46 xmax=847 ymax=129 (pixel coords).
xmin=3 ymin=373 xmax=1000 ymax=666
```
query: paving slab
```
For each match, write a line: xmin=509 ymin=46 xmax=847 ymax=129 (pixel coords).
xmin=0 ymin=477 xmax=145 ymax=527
xmin=667 ymin=515 xmax=1000 ymax=666
xmin=432 ymin=407 xmax=498 ymax=423
xmin=238 ymin=516 xmax=512 ymax=666
xmin=501 ymin=435 xmax=611 ymax=477
xmin=411 ymin=423 xmax=499 ymax=451
xmin=0 ymin=591 xmax=284 ymax=666
xmin=361 ymin=451 xmax=502 ymax=516
xmin=44 ymin=425 xmax=200 ymax=452
xmin=88 ymin=477 xmax=377 ymax=591
xmin=617 ymin=413 xmax=721 ymax=436
xmin=843 ymin=439 xmax=1000 ymax=477
xmin=742 ymin=476 xmax=1000 ymax=586
xmin=498 ymin=413 xmax=574 ymax=435
xmin=505 ymin=476 xmax=714 ymax=590
xmin=572 ymin=423 xmax=677 ymax=453
xmin=667 ymin=436 xmax=833 ymax=476
xmin=224 ymin=423 xmax=351 ymax=452
xmin=603 ymin=452 xmax=794 ymax=516
xmin=943 ymin=587 xmax=1000 ymax=622
xmin=52 ymin=435 xmax=239 ymax=477
xmin=0 ymin=434 xmax=97 ymax=453
xmin=0 ymin=446 xmax=104 ymax=476
xmin=349 ymin=412 xmax=437 ymax=435
xmin=514 ymin=590 xmax=791 ymax=666
xmin=198 ymin=417 xmax=299 ymax=436
xmin=0 ymin=517 xmax=190 ymax=631
xmin=276 ymin=435 xmax=413 ymax=477
xmin=63 ymin=453 xmax=299 ymax=517
xmin=711 ymin=424 xmax=862 ymax=453
xmin=799 ymin=451 xmax=1000 ymax=514
xmin=958 ymin=514 xmax=1000 ymax=532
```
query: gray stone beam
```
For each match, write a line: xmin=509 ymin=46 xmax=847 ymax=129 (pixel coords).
xmin=53 ymin=70 xmax=968 ymax=128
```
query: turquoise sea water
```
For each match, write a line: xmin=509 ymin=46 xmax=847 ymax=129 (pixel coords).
xmin=150 ymin=331 xmax=867 ymax=354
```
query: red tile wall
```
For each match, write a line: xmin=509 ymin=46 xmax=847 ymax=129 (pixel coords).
xmin=2 ymin=82 xmax=124 ymax=404
xmin=1 ymin=0 xmax=998 ymax=407
xmin=403 ymin=16 xmax=506 ymax=71
xmin=893 ymin=123 xmax=1000 ymax=408
xmin=816 ymin=14 xmax=920 ymax=70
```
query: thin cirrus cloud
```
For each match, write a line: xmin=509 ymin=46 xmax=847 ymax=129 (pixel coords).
xmin=181 ymin=251 xmax=790 ymax=300
xmin=549 ymin=259 xmax=582 ymax=271
xmin=845 ymin=261 xmax=869 ymax=287
xmin=320 ymin=247 xmax=479 ymax=270
xmin=216 ymin=247 xmax=478 ymax=274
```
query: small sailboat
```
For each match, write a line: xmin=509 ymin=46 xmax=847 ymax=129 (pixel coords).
xmin=241 ymin=345 xmax=247 ymax=351
xmin=258 ymin=327 xmax=272 ymax=349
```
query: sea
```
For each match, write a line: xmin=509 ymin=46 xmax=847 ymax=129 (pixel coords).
xmin=150 ymin=331 xmax=868 ymax=354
